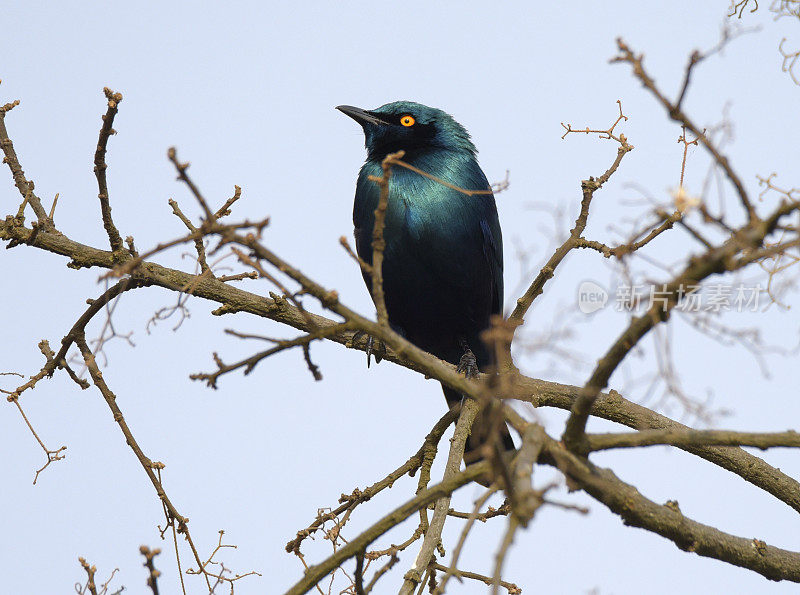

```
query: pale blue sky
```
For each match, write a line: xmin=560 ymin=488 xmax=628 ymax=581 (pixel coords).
xmin=2 ymin=2 xmax=799 ymax=593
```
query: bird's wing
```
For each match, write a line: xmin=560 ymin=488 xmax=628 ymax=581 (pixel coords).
xmin=352 ymin=164 xmax=380 ymax=267
xmin=480 ymin=203 xmax=504 ymax=316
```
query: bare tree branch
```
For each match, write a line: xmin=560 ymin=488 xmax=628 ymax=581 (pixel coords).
xmin=545 ymin=434 xmax=800 ymax=582
xmin=585 ymin=428 xmax=800 ymax=451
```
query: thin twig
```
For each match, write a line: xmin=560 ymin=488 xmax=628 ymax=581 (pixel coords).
xmin=0 ymin=99 xmax=51 ymax=226
xmin=93 ymin=87 xmax=124 ymax=252
xmin=78 ymin=557 xmax=99 ymax=595
xmin=167 ymin=147 xmax=215 ymax=221
xmin=367 ymin=150 xmax=404 ymax=326
xmin=432 ymin=486 xmax=499 ymax=594
xmin=139 ymin=546 xmax=161 ymax=595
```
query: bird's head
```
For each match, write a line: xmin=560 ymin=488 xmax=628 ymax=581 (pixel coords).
xmin=336 ymin=101 xmax=477 ymax=160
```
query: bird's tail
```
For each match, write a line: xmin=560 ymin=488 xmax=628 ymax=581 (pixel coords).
xmin=441 ymin=385 xmax=515 ymax=480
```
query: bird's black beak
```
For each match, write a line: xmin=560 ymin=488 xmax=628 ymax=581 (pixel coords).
xmin=336 ymin=105 xmax=388 ymax=127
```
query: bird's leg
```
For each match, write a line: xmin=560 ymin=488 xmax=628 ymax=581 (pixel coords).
xmin=349 ymin=330 xmax=386 ymax=367
xmin=456 ymin=338 xmax=479 ymax=379
xmin=367 ymin=335 xmax=386 ymax=365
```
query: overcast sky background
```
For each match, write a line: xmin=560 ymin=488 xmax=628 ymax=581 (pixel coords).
xmin=2 ymin=2 xmax=800 ymax=593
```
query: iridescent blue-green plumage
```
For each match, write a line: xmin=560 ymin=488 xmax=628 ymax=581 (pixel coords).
xmin=339 ymin=101 xmax=513 ymax=459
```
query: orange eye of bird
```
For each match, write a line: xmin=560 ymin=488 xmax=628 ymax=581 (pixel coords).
xmin=400 ymin=115 xmax=415 ymax=127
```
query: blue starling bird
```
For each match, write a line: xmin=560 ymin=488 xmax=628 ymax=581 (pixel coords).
xmin=338 ymin=101 xmax=515 ymax=465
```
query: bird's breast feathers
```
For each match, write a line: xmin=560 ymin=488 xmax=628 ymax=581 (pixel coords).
xmin=357 ymin=155 xmax=490 ymax=224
